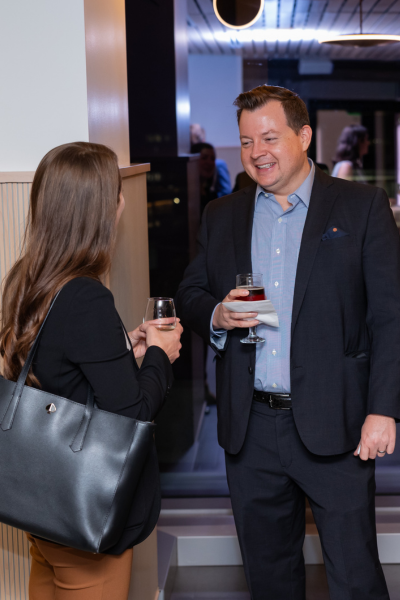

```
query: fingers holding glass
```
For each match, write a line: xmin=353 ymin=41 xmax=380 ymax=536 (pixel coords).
xmin=144 ymin=297 xmax=176 ymax=331
xmin=236 ymin=273 xmax=265 ymax=344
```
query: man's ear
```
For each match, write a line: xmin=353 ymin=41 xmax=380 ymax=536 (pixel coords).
xmin=300 ymin=125 xmax=312 ymax=151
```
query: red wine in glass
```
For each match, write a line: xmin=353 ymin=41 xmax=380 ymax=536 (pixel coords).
xmin=235 ymin=274 xmax=265 ymax=344
xmin=237 ymin=286 xmax=266 ymax=302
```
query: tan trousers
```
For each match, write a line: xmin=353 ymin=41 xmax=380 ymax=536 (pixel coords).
xmin=27 ymin=533 xmax=133 ymax=600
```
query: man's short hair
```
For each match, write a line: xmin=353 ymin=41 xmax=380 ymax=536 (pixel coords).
xmin=233 ymin=85 xmax=310 ymax=134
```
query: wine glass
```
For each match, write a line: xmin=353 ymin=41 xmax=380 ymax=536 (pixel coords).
xmin=144 ymin=297 xmax=176 ymax=330
xmin=236 ymin=273 xmax=265 ymax=344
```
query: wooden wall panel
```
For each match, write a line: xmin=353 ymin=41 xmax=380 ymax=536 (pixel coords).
xmin=0 ymin=183 xmax=30 ymax=291
xmin=0 ymin=181 xmax=32 ymax=599
xmin=0 ymin=525 xmax=31 ymax=600
xmin=109 ymin=171 xmax=150 ymax=331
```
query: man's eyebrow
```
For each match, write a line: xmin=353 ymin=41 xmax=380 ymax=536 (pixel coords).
xmin=240 ymin=130 xmax=279 ymax=139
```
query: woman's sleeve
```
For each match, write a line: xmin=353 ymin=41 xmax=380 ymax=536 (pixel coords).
xmin=64 ymin=280 xmax=173 ymax=421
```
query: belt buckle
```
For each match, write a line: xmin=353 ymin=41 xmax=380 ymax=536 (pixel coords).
xmin=269 ymin=395 xmax=291 ymax=410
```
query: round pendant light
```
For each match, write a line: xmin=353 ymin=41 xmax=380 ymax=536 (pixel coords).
xmin=319 ymin=33 xmax=400 ymax=47
xmin=213 ymin=0 xmax=265 ymax=30
xmin=319 ymin=0 xmax=400 ymax=47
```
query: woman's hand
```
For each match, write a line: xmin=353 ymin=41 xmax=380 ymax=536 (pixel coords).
xmin=128 ymin=319 xmax=183 ymax=363
xmin=146 ymin=320 xmax=183 ymax=363
xmin=128 ymin=323 xmax=149 ymax=359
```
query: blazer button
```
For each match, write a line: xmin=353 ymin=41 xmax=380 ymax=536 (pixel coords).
xmin=248 ymin=366 xmax=253 ymax=374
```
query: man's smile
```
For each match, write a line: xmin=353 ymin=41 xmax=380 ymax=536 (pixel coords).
xmin=255 ymin=162 xmax=276 ymax=170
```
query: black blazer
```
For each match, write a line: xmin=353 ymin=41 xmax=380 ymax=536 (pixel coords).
xmin=33 ymin=278 xmax=173 ymax=553
xmin=175 ymin=167 xmax=400 ymax=456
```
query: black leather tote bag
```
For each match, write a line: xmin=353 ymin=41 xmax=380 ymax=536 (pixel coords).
xmin=0 ymin=293 xmax=156 ymax=554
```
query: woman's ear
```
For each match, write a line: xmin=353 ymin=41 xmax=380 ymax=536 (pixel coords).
xmin=116 ymin=193 xmax=125 ymax=225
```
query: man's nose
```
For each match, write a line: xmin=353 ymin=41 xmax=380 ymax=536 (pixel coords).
xmin=251 ymin=141 xmax=267 ymax=160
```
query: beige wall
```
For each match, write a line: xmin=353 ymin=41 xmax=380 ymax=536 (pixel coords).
xmin=0 ymin=0 xmax=89 ymax=171
xmin=109 ymin=165 xmax=151 ymax=329
xmin=84 ymin=0 xmax=130 ymax=166
xmin=1 ymin=0 xmax=130 ymax=172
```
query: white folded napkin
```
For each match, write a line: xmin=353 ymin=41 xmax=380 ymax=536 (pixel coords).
xmin=222 ymin=299 xmax=279 ymax=328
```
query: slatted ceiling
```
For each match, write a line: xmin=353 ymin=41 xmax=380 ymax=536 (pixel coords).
xmin=265 ymin=2 xmax=279 ymax=27
xmin=187 ymin=0 xmax=400 ymax=59
xmin=254 ymin=38 xmax=266 ymax=55
xmin=280 ymin=0 xmax=296 ymax=27
xmin=188 ymin=0 xmax=200 ymax=14
xmin=383 ymin=11 xmax=400 ymax=31
xmin=242 ymin=39 xmax=254 ymax=57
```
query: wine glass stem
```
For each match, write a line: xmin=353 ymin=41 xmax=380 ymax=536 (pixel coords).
xmin=248 ymin=326 xmax=258 ymax=339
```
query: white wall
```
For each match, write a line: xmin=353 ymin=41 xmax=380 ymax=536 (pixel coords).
xmin=188 ymin=55 xmax=242 ymax=148
xmin=0 ymin=0 xmax=89 ymax=171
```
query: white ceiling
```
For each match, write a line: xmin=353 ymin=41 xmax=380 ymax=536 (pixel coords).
xmin=188 ymin=0 xmax=400 ymax=61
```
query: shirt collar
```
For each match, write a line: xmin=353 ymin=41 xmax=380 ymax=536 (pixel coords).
xmin=255 ymin=158 xmax=315 ymax=208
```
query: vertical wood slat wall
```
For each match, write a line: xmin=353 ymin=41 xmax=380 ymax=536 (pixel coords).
xmin=0 ymin=180 xmax=32 ymax=600
xmin=0 ymin=183 xmax=31 ymax=289
xmin=0 ymin=526 xmax=30 ymax=600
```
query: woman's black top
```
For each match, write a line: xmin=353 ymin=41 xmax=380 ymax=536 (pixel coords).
xmin=32 ymin=277 xmax=173 ymax=553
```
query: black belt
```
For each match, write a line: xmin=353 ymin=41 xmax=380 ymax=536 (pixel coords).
xmin=253 ymin=390 xmax=292 ymax=410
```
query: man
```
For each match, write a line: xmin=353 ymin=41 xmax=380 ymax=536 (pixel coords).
xmin=176 ymin=86 xmax=400 ymax=599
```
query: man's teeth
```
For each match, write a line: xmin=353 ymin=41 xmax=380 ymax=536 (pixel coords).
xmin=257 ymin=163 xmax=274 ymax=169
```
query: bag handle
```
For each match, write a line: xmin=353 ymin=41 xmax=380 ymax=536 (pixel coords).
xmin=1 ymin=288 xmax=131 ymax=453
xmin=1 ymin=289 xmax=64 ymax=432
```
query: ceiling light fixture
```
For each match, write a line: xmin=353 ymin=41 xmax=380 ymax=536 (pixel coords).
xmin=213 ymin=0 xmax=265 ymax=30
xmin=319 ymin=0 xmax=400 ymax=47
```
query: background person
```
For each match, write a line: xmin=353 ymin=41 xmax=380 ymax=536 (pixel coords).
xmin=190 ymin=124 xmax=232 ymax=201
xmin=191 ymin=141 xmax=231 ymax=212
xmin=0 ymin=142 xmax=183 ymax=600
xmin=331 ymin=123 xmax=370 ymax=182
xmin=176 ymin=85 xmax=400 ymax=600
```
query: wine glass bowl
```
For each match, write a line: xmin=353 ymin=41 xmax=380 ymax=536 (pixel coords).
xmin=236 ymin=273 xmax=265 ymax=344
xmin=144 ymin=297 xmax=176 ymax=331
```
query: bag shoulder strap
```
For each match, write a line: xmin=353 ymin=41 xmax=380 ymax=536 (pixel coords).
xmin=1 ymin=288 xmax=64 ymax=431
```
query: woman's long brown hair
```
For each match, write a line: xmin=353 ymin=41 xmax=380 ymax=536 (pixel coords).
xmin=0 ymin=142 xmax=121 ymax=386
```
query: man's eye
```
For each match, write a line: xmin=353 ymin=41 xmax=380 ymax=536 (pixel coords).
xmin=266 ymin=138 xmax=276 ymax=141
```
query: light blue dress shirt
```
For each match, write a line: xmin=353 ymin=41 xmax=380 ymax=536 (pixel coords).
xmin=211 ymin=159 xmax=315 ymax=394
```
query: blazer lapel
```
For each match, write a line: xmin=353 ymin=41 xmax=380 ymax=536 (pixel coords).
xmin=233 ymin=184 xmax=257 ymax=275
xmin=291 ymin=169 xmax=339 ymax=336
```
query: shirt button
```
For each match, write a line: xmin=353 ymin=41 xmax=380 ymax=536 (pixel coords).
xmin=272 ymin=383 xmax=277 ymax=388
xmin=272 ymin=350 xmax=277 ymax=356
xmin=274 ymin=281 xmax=279 ymax=287
xmin=278 ymin=218 xmax=282 ymax=223
xmin=276 ymin=248 xmax=280 ymax=254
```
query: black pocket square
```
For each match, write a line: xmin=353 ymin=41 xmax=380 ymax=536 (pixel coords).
xmin=322 ymin=227 xmax=349 ymax=241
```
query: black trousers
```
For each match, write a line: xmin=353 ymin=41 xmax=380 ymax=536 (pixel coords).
xmin=225 ymin=401 xmax=389 ymax=600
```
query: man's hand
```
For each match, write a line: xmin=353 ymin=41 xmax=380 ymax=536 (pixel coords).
xmin=212 ymin=289 xmax=260 ymax=331
xmin=354 ymin=414 xmax=396 ymax=460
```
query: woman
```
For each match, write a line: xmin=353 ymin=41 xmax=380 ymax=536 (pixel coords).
xmin=0 ymin=142 xmax=183 ymax=599
xmin=331 ymin=124 xmax=370 ymax=183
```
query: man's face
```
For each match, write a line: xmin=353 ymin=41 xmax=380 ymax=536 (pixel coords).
xmin=239 ymin=100 xmax=311 ymax=193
